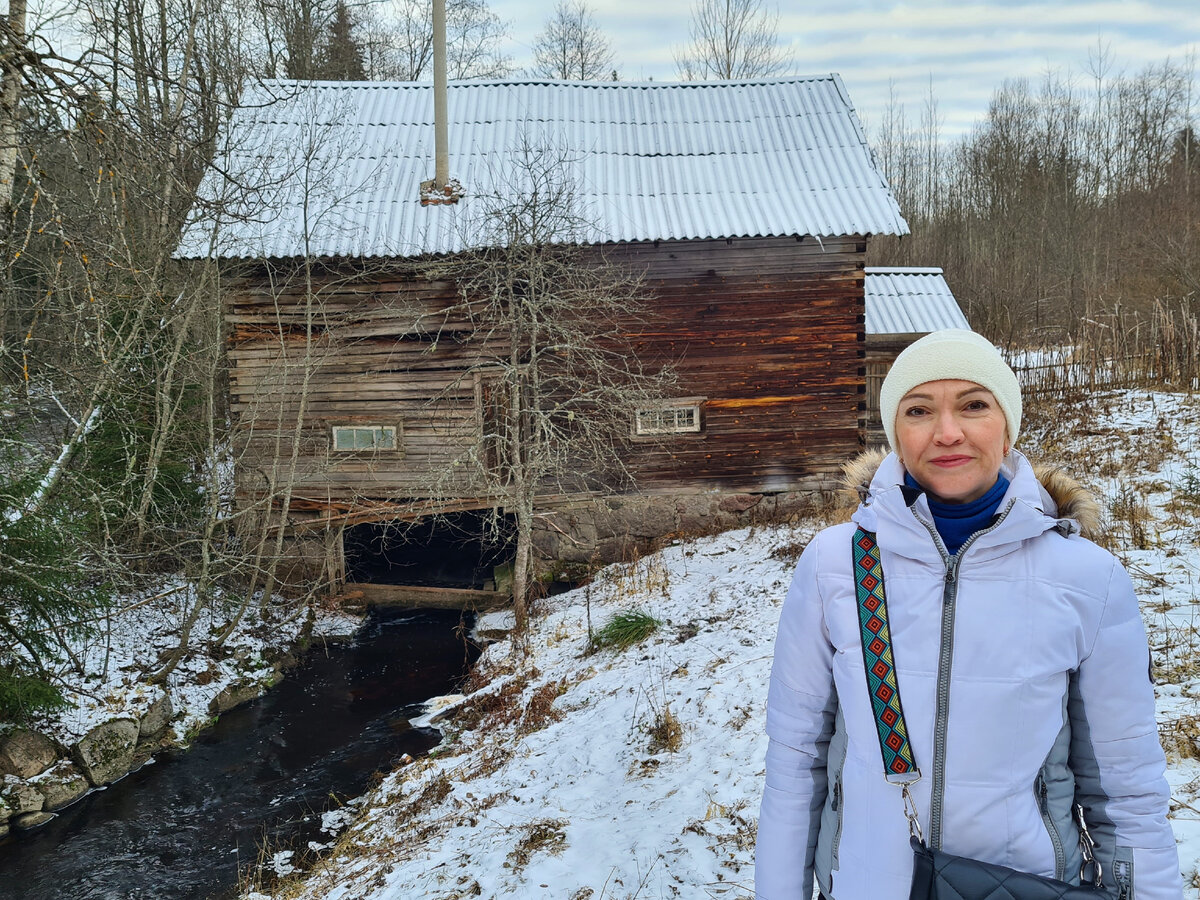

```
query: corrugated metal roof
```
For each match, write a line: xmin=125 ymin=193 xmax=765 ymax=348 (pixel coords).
xmin=176 ymin=76 xmax=908 ymax=260
xmin=864 ymin=267 xmax=970 ymax=334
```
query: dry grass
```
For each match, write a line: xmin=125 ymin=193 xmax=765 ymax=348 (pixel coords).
xmin=1160 ymin=714 xmax=1200 ymax=761
xmin=454 ymin=677 xmax=529 ymax=732
xmin=1014 ymin=300 xmax=1200 ymax=399
xmin=505 ymin=819 xmax=568 ymax=871
xmin=768 ymin=535 xmax=810 ymax=563
xmin=460 ymin=658 xmax=516 ymax=695
xmin=1108 ymin=485 xmax=1156 ymax=551
xmin=451 ymin=671 xmax=566 ymax=741
xmin=646 ymin=702 xmax=683 ymax=753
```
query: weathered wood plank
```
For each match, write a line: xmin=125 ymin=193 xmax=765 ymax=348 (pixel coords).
xmin=331 ymin=583 xmax=511 ymax=610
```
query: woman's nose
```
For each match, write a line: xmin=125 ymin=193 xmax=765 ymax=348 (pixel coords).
xmin=933 ymin=411 xmax=964 ymax=444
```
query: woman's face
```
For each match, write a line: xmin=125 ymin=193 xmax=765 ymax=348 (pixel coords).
xmin=895 ymin=379 xmax=1008 ymax=504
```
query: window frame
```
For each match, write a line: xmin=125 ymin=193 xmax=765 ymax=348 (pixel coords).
xmin=633 ymin=398 xmax=705 ymax=437
xmin=330 ymin=423 xmax=402 ymax=453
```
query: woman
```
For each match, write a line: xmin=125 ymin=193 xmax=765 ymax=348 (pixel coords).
xmin=755 ymin=330 xmax=1182 ymax=900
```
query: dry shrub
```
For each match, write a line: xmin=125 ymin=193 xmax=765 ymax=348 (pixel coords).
xmin=647 ymin=703 xmax=683 ymax=753
xmin=1108 ymin=485 xmax=1155 ymax=550
xmin=454 ymin=677 xmax=528 ymax=732
xmin=1159 ymin=715 xmax=1200 ymax=761
xmin=1168 ymin=469 xmax=1200 ymax=523
xmin=452 ymin=673 xmax=565 ymax=738
xmin=505 ymin=819 xmax=568 ymax=871
xmin=520 ymin=679 xmax=566 ymax=735
xmin=461 ymin=658 xmax=516 ymax=695
xmin=1014 ymin=301 xmax=1200 ymax=399
xmin=769 ymin=536 xmax=809 ymax=563
xmin=410 ymin=773 xmax=453 ymax=815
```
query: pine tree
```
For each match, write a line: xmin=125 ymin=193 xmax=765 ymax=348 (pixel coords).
xmin=316 ymin=1 xmax=367 ymax=81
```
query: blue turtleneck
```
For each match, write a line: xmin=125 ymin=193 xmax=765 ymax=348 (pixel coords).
xmin=903 ymin=472 xmax=1010 ymax=556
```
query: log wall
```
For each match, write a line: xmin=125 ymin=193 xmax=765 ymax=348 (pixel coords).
xmin=225 ymin=234 xmax=867 ymax=515
xmin=610 ymin=235 xmax=866 ymax=492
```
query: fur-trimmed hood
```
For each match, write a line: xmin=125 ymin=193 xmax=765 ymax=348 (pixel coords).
xmin=833 ymin=447 xmax=1103 ymax=540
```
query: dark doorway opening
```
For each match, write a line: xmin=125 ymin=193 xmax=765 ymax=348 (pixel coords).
xmin=344 ymin=510 xmax=515 ymax=590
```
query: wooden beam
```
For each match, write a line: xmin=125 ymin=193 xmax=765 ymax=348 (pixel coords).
xmin=351 ymin=582 xmax=510 ymax=611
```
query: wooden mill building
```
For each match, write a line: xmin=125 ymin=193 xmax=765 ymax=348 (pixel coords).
xmin=177 ymin=76 xmax=909 ymax=596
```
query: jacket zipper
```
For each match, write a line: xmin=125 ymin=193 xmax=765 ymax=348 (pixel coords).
xmin=1113 ymin=858 xmax=1132 ymax=899
xmin=831 ymin=777 xmax=844 ymax=864
xmin=917 ymin=501 xmax=1015 ymax=849
xmin=1035 ymin=775 xmax=1066 ymax=879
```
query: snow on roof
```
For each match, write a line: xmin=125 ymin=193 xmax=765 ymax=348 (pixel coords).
xmin=176 ymin=76 xmax=909 ymax=260
xmin=864 ymin=266 xmax=969 ymax=335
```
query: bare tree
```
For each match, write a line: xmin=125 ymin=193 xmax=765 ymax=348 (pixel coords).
xmin=868 ymin=54 xmax=1199 ymax=339
xmin=531 ymin=1 xmax=615 ymax=82
xmin=371 ymin=0 xmax=511 ymax=81
xmin=674 ymin=0 xmax=792 ymax=81
xmin=427 ymin=142 xmax=674 ymax=651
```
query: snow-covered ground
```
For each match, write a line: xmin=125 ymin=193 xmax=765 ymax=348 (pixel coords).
xmin=30 ymin=583 xmax=363 ymax=747
xmin=243 ymin=387 xmax=1200 ymax=900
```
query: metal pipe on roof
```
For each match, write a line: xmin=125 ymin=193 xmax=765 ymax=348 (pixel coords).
xmin=433 ymin=0 xmax=449 ymax=189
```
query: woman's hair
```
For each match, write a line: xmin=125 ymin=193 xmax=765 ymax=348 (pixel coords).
xmin=879 ymin=329 xmax=1022 ymax=452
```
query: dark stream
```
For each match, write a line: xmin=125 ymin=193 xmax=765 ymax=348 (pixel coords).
xmin=0 ymin=608 xmax=479 ymax=900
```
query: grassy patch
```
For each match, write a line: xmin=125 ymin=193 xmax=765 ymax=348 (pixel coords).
xmin=505 ymin=819 xmax=568 ymax=871
xmin=588 ymin=608 xmax=661 ymax=652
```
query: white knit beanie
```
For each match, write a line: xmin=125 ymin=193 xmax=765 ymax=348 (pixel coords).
xmin=879 ymin=329 xmax=1022 ymax=453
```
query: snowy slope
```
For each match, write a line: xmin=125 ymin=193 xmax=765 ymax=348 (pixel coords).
xmin=251 ymin=388 xmax=1200 ymax=900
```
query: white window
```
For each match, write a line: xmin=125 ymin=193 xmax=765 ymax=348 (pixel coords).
xmin=331 ymin=425 xmax=399 ymax=452
xmin=634 ymin=402 xmax=703 ymax=436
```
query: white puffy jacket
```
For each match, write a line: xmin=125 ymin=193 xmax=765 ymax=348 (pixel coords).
xmin=755 ymin=449 xmax=1182 ymax=900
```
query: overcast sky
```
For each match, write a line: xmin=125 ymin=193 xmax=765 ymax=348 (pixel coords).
xmin=489 ymin=0 xmax=1200 ymax=139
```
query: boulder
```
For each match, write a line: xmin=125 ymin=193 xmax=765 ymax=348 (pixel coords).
xmin=33 ymin=761 xmax=90 ymax=811
xmin=0 ymin=728 xmax=58 ymax=778
xmin=718 ymin=492 xmax=763 ymax=514
xmin=209 ymin=679 xmax=263 ymax=716
xmin=0 ymin=822 xmax=7 ymax=839
xmin=138 ymin=693 xmax=174 ymax=739
xmin=72 ymin=718 xmax=139 ymax=786
xmin=0 ymin=777 xmax=45 ymax=817
xmin=13 ymin=811 xmax=54 ymax=829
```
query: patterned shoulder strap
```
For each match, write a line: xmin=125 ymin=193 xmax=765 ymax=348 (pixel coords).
xmin=852 ymin=528 xmax=919 ymax=781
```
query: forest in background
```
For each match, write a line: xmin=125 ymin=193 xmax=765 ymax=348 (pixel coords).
xmin=867 ymin=51 xmax=1199 ymax=344
xmin=0 ymin=0 xmax=1196 ymax=724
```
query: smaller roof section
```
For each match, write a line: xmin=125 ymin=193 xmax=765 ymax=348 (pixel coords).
xmin=864 ymin=267 xmax=969 ymax=335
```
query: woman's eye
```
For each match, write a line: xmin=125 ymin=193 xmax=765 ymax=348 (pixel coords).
xmin=903 ymin=406 xmax=927 ymax=417
xmin=966 ymin=400 xmax=989 ymax=411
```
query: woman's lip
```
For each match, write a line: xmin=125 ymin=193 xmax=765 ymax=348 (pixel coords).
xmin=930 ymin=456 xmax=972 ymax=467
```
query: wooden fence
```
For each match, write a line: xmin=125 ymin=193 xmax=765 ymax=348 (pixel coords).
xmin=1010 ymin=300 xmax=1199 ymax=398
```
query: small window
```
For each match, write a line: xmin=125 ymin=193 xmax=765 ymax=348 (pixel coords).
xmin=635 ymin=402 xmax=703 ymax=436
xmin=331 ymin=425 xmax=398 ymax=451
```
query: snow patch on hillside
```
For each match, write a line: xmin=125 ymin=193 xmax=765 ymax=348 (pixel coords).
xmin=258 ymin=387 xmax=1200 ymax=900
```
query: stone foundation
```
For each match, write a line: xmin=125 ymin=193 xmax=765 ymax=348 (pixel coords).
xmin=533 ymin=489 xmax=831 ymax=567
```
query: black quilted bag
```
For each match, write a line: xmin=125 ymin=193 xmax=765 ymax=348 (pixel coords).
xmin=852 ymin=529 xmax=1110 ymax=900
xmin=909 ymin=837 xmax=1104 ymax=900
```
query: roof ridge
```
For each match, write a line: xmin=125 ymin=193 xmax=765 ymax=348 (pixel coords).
xmin=255 ymin=75 xmax=841 ymax=91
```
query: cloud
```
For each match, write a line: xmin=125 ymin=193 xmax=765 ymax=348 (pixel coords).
xmin=488 ymin=0 xmax=1199 ymax=137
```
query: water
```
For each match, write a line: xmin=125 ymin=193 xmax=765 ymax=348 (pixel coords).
xmin=0 ymin=608 xmax=479 ymax=900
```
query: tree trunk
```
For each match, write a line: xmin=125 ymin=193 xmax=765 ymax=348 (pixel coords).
xmin=0 ymin=0 xmax=27 ymax=352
